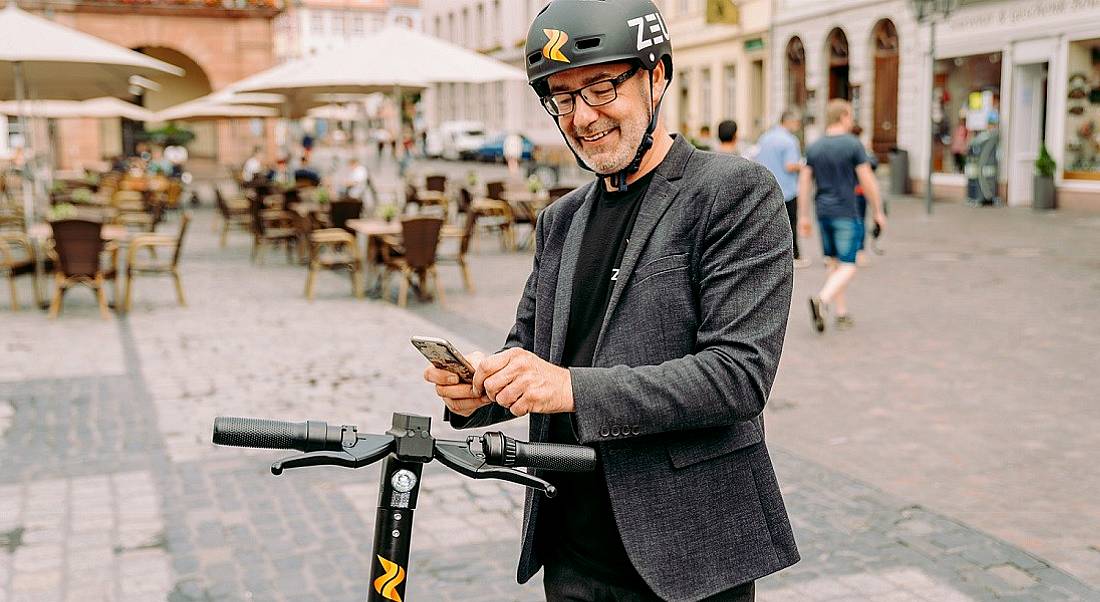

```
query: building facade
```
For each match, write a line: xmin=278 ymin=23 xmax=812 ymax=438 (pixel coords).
xmin=657 ymin=0 xmax=771 ymax=144
xmin=274 ymin=0 xmax=420 ymax=61
xmin=419 ymin=0 xmax=558 ymax=147
xmin=772 ymin=0 xmax=1100 ymax=211
xmin=11 ymin=0 xmax=284 ymax=170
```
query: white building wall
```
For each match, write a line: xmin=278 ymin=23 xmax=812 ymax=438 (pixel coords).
xmin=657 ymin=0 xmax=772 ymax=142
xmin=420 ymin=0 xmax=557 ymax=145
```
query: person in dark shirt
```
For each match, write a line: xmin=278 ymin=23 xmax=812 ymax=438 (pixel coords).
xmin=424 ymin=1 xmax=799 ymax=600
xmin=798 ymin=99 xmax=887 ymax=332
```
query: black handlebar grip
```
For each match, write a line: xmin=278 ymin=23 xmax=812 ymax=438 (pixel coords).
xmin=515 ymin=440 xmax=597 ymax=472
xmin=212 ymin=417 xmax=345 ymax=452
xmin=481 ymin=432 xmax=596 ymax=472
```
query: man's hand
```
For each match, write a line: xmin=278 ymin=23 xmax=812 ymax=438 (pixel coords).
xmin=473 ymin=348 xmax=573 ymax=417
xmin=873 ymin=210 xmax=887 ymax=233
xmin=424 ymin=351 xmax=493 ymax=417
xmin=797 ymin=215 xmax=813 ymax=238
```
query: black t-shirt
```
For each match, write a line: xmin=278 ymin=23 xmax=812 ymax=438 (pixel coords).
xmin=539 ymin=172 xmax=655 ymax=587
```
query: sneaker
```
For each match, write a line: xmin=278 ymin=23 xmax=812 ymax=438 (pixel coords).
xmin=793 ymin=258 xmax=812 ymax=269
xmin=808 ymin=297 xmax=825 ymax=333
xmin=835 ymin=314 xmax=855 ymax=329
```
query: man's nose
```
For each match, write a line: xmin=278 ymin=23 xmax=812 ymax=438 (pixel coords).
xmin=570 ymin=98 xmax=600 ymax=131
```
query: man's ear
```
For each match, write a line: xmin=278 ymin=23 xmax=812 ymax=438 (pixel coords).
xmin=650 ymin=61 xmax=668 ymax=105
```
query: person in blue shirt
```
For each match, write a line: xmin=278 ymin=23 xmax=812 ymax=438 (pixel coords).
xmin=754 ymin=110 xmax=806 ymax=268
xmin=798 ymin=100 xmax=887 ymax=333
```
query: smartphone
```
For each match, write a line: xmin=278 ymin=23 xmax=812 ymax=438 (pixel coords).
xmin=411 ymin=336 xmax=475 ymax=383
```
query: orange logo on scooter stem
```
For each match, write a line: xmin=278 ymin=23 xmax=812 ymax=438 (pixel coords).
xmin=373 ymin=555 xmax=406 ymax=601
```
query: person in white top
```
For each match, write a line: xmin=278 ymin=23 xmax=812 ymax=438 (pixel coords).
xmin=503 ymin=132 xmax=524 ymax=177
xmin=242 ymin=148 xmax=264 ymax=184
xmin=345 ymin=158 xmax=377 ymax=209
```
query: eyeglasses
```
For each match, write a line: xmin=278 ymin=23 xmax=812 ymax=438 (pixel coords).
xmin=540 ymin=65 xmax=640 ymax=117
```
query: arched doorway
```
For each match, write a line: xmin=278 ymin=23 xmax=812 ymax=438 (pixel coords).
xmin=786 ymin=36 xmax=807 ymax=134
xmin=130 ymin=47 xmax=215 ymax=158
xmin=827 ymin=28 xmax=851 ymax=101
xmin=871 ymin=19 xmax=899 ymax=161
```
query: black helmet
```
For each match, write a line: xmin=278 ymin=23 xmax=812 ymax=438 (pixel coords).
xmin=525 ymin=0 xmax=673 ymax=98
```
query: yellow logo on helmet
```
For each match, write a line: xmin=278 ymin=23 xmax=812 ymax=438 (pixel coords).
xmin=373 ymin=555 xmax=406 ymax=601
xmin=542 ymin=29 xmax=571 ymax=63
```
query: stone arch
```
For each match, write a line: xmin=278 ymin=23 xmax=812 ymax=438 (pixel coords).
xmin=786 ymin=36 xmax=808 ymax=120
xmin=870 ymin=19 xmax=900 ymax=160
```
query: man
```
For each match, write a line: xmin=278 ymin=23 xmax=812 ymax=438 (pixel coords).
xmin=755 ymin=111 xmax=808 ymax=268
xmin=242 ymin=147 xmax=264 ymax=184
xmin=344 ymin=157 xmax=377 ymax=208
xmin=798 ymin=99 xmax=887 ymax=332
xmin=716 ymin=119 xmax=739 ymax=155
xmin=293 ymin=155 xmax=321 ymax=187
xmin=423 ymin=1 xmax=798 ymax=600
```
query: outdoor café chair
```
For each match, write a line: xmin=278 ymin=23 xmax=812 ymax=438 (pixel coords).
xmin=425 ymin=175 xmax=447 ymax=193
xmin=47 ymin=219 xmax=119 ymax=320
xmin=249 ymin=197 xmax=299 ymax=264
xmin=380 ymin=216 xmax=445 ymax=308
xmin=0 ymin=231 xmax=41 ymax=311
xmin=123 ymin=212 xmax=191 ymax=312
xmin=328 ymin=199 xmax=363 ymax=233
xmin=436 ymin=206 xmax=478 ymax=293
xmin=215 ymin=188 xmax=251 ymax=247
xmin=304 ymin=228 xmax=363 ymax=301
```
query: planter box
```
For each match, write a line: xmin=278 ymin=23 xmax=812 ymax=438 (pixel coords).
xmin=1033 ymin=175 xmax=1056 ymax=210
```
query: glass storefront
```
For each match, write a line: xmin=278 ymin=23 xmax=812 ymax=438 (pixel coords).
xmin=1065 ymin=38 xmax=1100 ymax=181
xmin=933 ymin=52 xmax=1003 ymax=175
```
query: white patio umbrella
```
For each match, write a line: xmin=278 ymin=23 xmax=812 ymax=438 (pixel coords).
xmin=0 ymin=97 xmax=155 ymax=121
xmin=0 ymin=4 xmax=182 ymax=218
xmin=155 ymin=95 xmax=277 ymax=122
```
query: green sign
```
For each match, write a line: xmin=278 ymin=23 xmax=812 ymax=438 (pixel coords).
xmin=745 ymin=38 xmax=765 ymax=52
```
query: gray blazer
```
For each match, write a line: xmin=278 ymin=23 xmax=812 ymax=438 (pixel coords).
xmin=449 ymin=136 xmax=799 ymax=601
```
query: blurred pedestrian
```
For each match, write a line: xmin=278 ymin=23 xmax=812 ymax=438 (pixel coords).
xmin=504 ymin=131 xmax=524 ymax=177
xmin=951 ymin=108 xmax=969 ymax=173
xmin=344 ymin=157 xmax=377 ymax=209
xmin=293 ymin=155 xmax=321 ymax=187
xmin=164 ymin=143 xmax=188 ymax=178
xmin=849 ymin=124 xmax=879 ymax=267
xmin=798 ymin=99 xmax=886 ymax=332
xmin=754 ymin=111 xmax=808 ymax=268
xmin=242 ymin=147 xmax=264 ymax=184
xmin=716 ymin=119 xmax=739 ymax=156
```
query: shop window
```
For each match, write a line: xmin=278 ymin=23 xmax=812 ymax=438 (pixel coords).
xmin=933 ymin=52 xmax=1002 ymax=175
xmin=1065 ymin=38 xmax=1100 ymax=181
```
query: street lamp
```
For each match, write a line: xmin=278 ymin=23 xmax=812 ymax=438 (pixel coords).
xmin=910 ymin=0 xmax=959 ymax=215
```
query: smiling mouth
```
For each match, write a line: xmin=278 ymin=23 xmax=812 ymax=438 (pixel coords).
xmin=578 ymin=128 xmax=616 ymax=144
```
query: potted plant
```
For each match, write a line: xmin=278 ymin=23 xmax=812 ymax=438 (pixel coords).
xmin=379 ymin=203 xmax=399 ymax=223
xmin=314 ymin=187 xmax=330 ymax=205
xmin=1033 ymin=144 xmax=1057 ymax=211
xmin=526 ymin=174 xmax=543 ymax=193
xmin=71 ymin=188 xmax=93 ymax=204
xmin=48 ymin=203 xmax=76 ymax=221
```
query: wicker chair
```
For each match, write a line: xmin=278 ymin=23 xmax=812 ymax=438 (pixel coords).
xmin=328 ymin=199 xmax=363 ymax=233
xmin=123 ymin=212 xmax=191 ymax=312
xmin=304 ymin=228 xmax=363 ymax=300
xmin=437 ymin=206 xmax=478 ymax=292
xmin=380 ymin=216 xmax=444 ymax=307
xmin=215 ymin=188 xmax=251 ymax=247
xmin=47 ymin=219 xmax=118 ymax=319
xmin=249 ymin=197 xmax=298 ymax=264
xmin=1 ymin=232 xmax=40 ymax=311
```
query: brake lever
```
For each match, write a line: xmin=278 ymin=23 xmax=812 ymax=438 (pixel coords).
xmin=271 ymin=433 xmax=396 ymax=475
xmin=433 ymin=440 xmax=559 ymax=497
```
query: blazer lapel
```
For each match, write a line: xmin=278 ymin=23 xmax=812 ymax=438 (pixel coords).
xmin=549 ymin=184 xmax=597 ymax=364
xmin=592 ymin=136 xmax=694 ymax=357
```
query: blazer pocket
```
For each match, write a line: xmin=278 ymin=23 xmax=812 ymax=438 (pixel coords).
xmin=667 ymin=422 xmax=764 ymax=469
xmin=631 ymin=253 xmax=689 ymax=287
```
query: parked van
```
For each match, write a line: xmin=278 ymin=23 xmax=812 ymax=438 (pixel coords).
xmin=426 ymin=121 xmax=487 ymax=160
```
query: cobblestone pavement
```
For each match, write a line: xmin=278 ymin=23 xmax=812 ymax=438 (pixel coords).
xmin=1 ymin=179 xmax=1098 ymax=601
